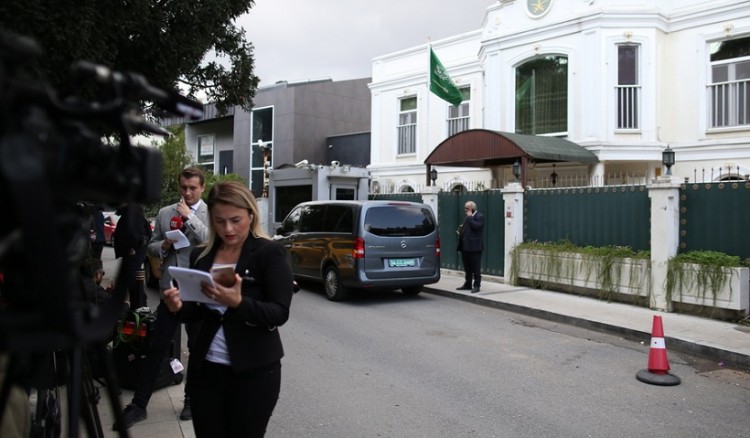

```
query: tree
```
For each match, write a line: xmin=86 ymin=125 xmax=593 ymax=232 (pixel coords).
xmin=0 ymin=0 xmax=259 ymax=116
xmin=145 ymin=126 xmax=192 ymax=217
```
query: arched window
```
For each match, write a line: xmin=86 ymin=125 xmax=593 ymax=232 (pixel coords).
xmin=515 ymin=55 xmax=568 ymax=135
xmin=451 ymin=183 xmax=467 ymax=194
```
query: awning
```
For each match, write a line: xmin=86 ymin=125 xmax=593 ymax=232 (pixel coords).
xmin=424 ymin=129 xmax=598 ymax=167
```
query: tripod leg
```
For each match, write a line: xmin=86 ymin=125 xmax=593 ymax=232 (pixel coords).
xmin=79 ymin=351 xmax=104 ymax=438
xmin=91 ymin=342 xmax=131 ymax=438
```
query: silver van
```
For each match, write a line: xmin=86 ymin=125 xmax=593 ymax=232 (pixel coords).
xmin=275 ymin=200 xmax=441 ymax=300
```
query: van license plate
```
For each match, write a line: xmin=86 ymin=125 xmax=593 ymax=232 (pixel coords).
xmin=389 ymin=258 xmax=416 ymax=267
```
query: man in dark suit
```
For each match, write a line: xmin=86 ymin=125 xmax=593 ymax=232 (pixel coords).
xmin=115 ymin=167 xmax=208 ymax=430
xmin=113 ymin=203 xmax=152 ymax=310
xmin=457 ymin=200 xmax=485 ymax=293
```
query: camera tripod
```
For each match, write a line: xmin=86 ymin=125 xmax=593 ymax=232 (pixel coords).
xmin=25 ymin=343 xmax=129 ymax=438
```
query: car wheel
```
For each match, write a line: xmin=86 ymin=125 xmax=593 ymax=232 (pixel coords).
xmin=324 ymin=266 xmax=348 ymax=301
xmin=401 ymin=285 xmax=423 ymax=295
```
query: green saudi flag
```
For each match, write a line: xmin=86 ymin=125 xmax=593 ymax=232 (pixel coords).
xmin=429 ymin=47 xmax=463 ymax=106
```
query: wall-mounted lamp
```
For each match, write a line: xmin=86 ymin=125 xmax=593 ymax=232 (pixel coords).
xmin=342 ymin=164 xmax=351 ymax=173
xmin=551 ymin=163 xmax=558 ymax=186
xmin=662 ymin=146 xmax=675 ymax=176
xmin=430 ymin=168 xmax=438 ymax=186
xmin=512 ymin=160 xmax=521 ymax=181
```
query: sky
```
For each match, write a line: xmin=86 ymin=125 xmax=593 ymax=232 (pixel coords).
xmin=237 ymin=0 xmax=497 ymax=87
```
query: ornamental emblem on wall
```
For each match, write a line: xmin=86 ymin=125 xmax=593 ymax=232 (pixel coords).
xmin=527 ymin=0 xmax=552 ymax=18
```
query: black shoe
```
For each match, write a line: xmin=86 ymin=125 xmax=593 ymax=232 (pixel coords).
xmin=113 ymin=403 xmax=147 ymax=430
xmin=471 ymin=286 xmax=480 ymax=293
xmin=179 ymin=399 xmax=192 ymax=421
xmin=456 ymin=285 xmax=472 ymax=291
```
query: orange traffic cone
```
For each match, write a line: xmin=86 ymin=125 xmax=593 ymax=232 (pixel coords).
xmin=636 ymin=315 xmax=681 ymax=386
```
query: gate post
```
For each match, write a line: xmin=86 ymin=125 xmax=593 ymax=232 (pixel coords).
xmin=502 ymin=182 xmax=524 ymax=278
xmin=421 ymin=186 xmax=440 ymax=223
xmin=648 ymin=176 xmax=682 ymax=311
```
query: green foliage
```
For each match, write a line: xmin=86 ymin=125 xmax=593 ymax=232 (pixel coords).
xmin=509 ymin=240 xmax=650 ymax=302
xmin=0 ymin=0 xmax=259 ymax=120
xmin=203 ymin=172 xmax=248 ymax=201
xmin=665 ymin=251 xmax=741 ymax=307
xmin=142 ymin=126 xmax=191 ymax=217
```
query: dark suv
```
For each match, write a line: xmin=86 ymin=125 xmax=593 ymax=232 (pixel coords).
xmin=275 ymin=200 xmax=441 ymax=301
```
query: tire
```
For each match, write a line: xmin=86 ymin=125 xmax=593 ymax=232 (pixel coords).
xmin=324 ymin=266 xmax=348 ymax=301
xmin=402 ymin=285 xmax=423 ymax=295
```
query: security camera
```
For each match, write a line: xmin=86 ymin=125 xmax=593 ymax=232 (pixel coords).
xmin=330 ymin=160 xmax=340 ymax=168
xmin=295 ymin=159 xmax=309 ymax=168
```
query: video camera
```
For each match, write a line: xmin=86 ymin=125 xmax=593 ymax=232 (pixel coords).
xmin=0 ymin=30 xmax=202 ymax=352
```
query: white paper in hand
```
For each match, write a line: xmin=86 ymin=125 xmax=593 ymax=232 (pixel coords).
xmin=167 ymin=266 xmax=216 ymax=304
xmin=165 ymin=229 xmax=190 ymax=249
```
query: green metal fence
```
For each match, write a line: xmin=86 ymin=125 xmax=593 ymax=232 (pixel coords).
xmin=679 ymin=181 xmax=750 ymax=261
xmin=438 ymin=191 xmax=505 ymax=275
xmin=524 ymin=185 xmax=650 ymax=251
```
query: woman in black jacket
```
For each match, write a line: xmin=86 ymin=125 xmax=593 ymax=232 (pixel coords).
xmin=163 ymin=181 xmax=293 ymax=437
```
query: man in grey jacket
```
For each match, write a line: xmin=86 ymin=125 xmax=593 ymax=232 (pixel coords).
xmin=115 ymin=167 xmax=209 ymax=430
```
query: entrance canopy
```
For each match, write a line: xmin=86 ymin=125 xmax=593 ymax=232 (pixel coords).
xmin=424 ymin=129 xmax=598 ymax=168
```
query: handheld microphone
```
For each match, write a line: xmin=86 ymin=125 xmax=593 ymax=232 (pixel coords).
xmin=169 ymin=216 xmax=183 ymax=231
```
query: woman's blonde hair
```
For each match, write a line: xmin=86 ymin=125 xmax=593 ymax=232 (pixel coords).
xmin=197 ymin=181 xmax=268 ymax=260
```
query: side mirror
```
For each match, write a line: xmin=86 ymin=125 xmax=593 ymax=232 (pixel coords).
xmin=276 ymin=227 xmax=284 ymax=236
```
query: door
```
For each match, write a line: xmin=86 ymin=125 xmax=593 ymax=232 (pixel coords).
xmin=218 ymin=150 xmax=233 ymax=175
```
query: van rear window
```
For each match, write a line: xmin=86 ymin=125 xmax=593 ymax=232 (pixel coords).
xmin=364 ymin=206 xmax=436 ymax=237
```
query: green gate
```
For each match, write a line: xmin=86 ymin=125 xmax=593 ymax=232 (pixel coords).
xmin=679 ymin=181 xmax=750 ymax=260
xmin=438 ymin=191 xmax=505 ymax=275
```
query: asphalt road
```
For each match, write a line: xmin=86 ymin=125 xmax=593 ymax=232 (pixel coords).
xmin=266 ymin=285 xmax=750 ymax=438
xmin=100 ymin=248 xmax=749 ymax=437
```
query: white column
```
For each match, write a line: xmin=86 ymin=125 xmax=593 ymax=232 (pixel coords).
xmin=421 ymin=186 xmax=440 ymax=223
xmin=502 ymin=183 xmax=525 ymax=278
xmin=591 ymin=162 xmax=605 ymax=187
xmin=648 ymin=175 xmax=682 ymax=311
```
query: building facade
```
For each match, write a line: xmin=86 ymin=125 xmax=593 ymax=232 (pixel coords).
xmin=163 ymin=78 xmax=372 ymax=196
xmin=368 ymin=0 xmax=750 ymax=192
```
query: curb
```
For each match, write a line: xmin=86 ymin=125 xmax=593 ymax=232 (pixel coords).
xmin=422 ymin=285 xmax=750 ymax=371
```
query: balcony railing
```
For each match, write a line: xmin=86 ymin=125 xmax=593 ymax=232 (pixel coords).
xmin=447 ymin=116 xmax=470 ymax=136
xmin=615 ymin=85 xmax=640 ymax=129
xmin=397 ymin=124 xmax=416 ymax=154
xmin=707 ymin=79 xmax=750 ymax=128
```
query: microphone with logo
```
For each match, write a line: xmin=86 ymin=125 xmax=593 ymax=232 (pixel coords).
xmin=169 ymin=215 xmax=183 ymax=231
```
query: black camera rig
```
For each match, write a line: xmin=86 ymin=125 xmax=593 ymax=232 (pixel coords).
xmin=0 ymin=30 xmax=203 ymax=436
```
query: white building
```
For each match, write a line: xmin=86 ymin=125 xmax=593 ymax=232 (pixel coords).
xmin=368 ymin=0 xmax=750 ymax=192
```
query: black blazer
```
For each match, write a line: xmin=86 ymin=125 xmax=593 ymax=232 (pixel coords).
xmin=178 ymin=236 xmax=294 ymax=373
xmin=459 ymin=211 xmax=485 ymax=253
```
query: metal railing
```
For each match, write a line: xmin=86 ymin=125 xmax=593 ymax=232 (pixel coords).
xmin=707 ymin=79 xmax=750 ymax=128
xmin=447 ymin=116 xmax=469 ymax=137
xmin=616 ymin=85 xmax=640 ymax=129
xmin=397 ymin=124 xmax=416 ymax=155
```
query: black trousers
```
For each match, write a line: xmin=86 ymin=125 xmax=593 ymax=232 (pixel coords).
xmin=190 ymin=360 xmax=281 ymax=438
xmin=132 ymin=301 xmax=195 ymax=408
xmin=461 ymin=251 xmax=482 ymax=287
xmin=119 ymin=250 xmax=148 ymax=310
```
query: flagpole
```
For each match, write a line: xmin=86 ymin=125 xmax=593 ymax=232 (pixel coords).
xmin=425 ymin=38 xmax=431 ymax=188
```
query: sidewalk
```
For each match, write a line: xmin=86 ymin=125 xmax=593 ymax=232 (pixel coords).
xmin=426 ymin=270 xmax=750 ymax=371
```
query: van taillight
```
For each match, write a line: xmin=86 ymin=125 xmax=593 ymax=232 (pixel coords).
xmin=353 ymin=237 xmax=365 ymax=259
xmin=436 ymin=236 xmax=441 ymax=257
